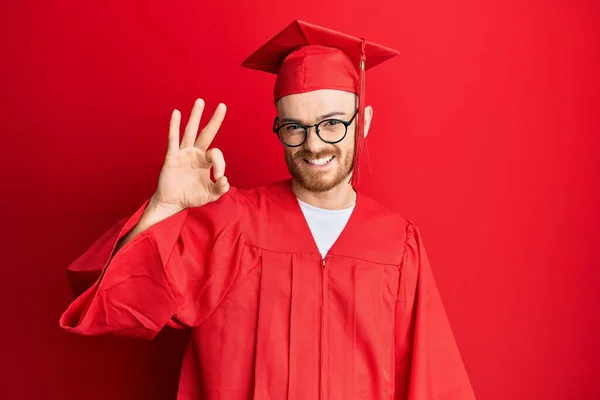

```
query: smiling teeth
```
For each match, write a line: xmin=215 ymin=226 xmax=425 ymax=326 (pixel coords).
xmin=307 ymin=156 xmax=333 ymax=165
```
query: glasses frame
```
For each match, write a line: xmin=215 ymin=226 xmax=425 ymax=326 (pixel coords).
xmin=272 ymin=109 xmax=359 ymax=147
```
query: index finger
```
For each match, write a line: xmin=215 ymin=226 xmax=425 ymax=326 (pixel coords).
xmin=194 ymin=103 xmax=227 ymax=150
xmin=167 ymin=109 xmax=181 ymax=156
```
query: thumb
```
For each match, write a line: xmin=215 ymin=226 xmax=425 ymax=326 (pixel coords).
xmin=211 ymin=176 xmax=230 ymax=199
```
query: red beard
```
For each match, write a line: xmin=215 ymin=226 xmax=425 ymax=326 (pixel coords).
xmin=285 ymin=148 xmax=354 ymax=192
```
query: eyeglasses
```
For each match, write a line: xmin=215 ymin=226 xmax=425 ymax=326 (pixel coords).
xmin=272 ymin=110 xmax=358 ymax=147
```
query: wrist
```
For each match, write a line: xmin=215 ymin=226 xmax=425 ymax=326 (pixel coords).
xmin=142 ymin=195 xmax=185 ymax=226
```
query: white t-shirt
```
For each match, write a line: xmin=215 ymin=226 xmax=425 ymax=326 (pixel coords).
xmin=297 ymin=198 xmax=355 ymax=258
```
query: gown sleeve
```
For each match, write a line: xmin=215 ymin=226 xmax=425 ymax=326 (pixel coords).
xmin=394 ymin=223 xmax=476 ymax=400
xmin=59 ymin=189 xmax=244 ymax=340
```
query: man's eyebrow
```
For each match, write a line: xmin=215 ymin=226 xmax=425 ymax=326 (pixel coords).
xmin=318 ymin=111 xmax=347 ymax=120
xmin=280 ymin=111 xmax=348 ymax=124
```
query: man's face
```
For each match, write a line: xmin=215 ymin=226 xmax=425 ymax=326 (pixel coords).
xmin=276 ymin=89 xmax=357 ymax=193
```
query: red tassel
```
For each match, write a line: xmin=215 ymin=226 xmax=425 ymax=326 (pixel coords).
xmin=351 ymin=38 xmax=367 ymax=187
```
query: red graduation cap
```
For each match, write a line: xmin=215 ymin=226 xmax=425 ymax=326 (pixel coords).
xmin=242 ymin=20 xmax=400 ymax=186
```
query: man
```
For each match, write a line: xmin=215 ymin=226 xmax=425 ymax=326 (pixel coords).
xmin=60 ymin=20 xmax=476 ymax=399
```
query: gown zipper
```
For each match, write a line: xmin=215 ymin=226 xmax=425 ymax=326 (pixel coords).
xmin=320 ymin=255 xmax=328 ymax=400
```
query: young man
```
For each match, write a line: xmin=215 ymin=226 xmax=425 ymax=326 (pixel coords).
xmin=60 ymin=20 xmax=476 ymax=399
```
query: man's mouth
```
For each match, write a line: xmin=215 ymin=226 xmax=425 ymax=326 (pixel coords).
xmin=304 ymin=155 xmax=335 ymax=166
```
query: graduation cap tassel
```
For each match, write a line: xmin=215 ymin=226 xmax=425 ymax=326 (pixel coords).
xmin=351 ymin=38 xmax=367 ymax=187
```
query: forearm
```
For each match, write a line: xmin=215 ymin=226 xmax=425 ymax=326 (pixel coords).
xmin=116 ymin=196 xmax=185 ymax=251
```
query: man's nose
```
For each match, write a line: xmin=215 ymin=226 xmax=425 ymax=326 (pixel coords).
xmin=303 ymin=126 xmax=326 ymax=153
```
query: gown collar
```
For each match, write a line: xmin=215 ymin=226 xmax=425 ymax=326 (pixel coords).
xmin=264 ymin=179 xmax=368 ymax=259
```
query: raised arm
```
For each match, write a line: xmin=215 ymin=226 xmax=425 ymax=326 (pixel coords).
xmin=60 ymin=99 xmax=243 ymax=339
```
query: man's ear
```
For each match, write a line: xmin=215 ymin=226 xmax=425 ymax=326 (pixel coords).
xmin=363 ymin=106 xmax=374 ymax=138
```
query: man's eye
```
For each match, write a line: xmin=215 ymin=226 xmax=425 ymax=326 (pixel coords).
xmin=284 ymin=125 xmax=304 ymax=133
xmin=323 ymin=120 xmax=341 ymax=127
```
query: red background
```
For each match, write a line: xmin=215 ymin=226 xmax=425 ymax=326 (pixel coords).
xmin=1 ymin=0 xmax=599 ymax=399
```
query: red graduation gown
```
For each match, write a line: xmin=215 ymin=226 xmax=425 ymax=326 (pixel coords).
xmin=60 ymin=179 xmax=475 ymax=399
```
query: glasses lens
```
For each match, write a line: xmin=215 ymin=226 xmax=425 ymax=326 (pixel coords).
xmin=280 ymin=124 xmax=306 ymax=146
xmin=318 ymin=120 xmax=347 ymax=143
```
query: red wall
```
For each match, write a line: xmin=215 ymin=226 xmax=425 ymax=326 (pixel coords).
xmin=1 ymin=1 xmax=599 ymax=399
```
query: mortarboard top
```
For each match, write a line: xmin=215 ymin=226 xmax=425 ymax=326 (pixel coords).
xmin=242 ymin=20 xmax=400 ymax=186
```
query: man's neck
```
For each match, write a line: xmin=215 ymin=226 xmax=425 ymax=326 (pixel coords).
xmin=292 ymin=178 xmax=357 ymax=210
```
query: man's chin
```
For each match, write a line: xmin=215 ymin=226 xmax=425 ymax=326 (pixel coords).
xmin=292 ymin=171 xmax=349 ymax=193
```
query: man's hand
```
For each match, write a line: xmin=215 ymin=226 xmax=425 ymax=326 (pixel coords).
xmin=116 ymin=99 xmax=229 ymax=250
xmin=151 ymin=98 xmax=229 ymax=212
